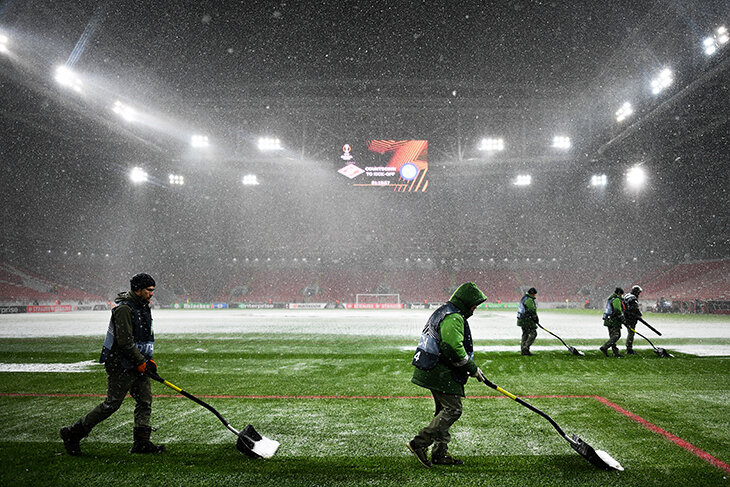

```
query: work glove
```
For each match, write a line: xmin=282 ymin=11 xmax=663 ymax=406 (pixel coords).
xmin=136 ymin=359 xmax=158 ymax=376
xmin=471 ymin=367 xmax=486 ymax=383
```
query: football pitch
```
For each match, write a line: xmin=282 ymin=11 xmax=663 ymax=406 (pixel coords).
xmin=1 ymin=308 xmax=729 ymax=486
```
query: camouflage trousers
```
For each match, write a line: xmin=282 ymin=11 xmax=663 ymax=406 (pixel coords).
xmin=624 ymin=319 xmax=637 ymax=351
xmin=412 ymin=391 xmax=463 ymax=457
xmin=79 ymin=364 xmax=153 ymax=433
xmin=602 ymin=324 xmax=623 ymax=355
xmin=520 ymin=327 xmax=537 ymax=353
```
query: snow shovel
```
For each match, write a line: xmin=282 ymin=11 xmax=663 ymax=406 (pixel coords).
xmin=147 ymin=370 xmax=280 ymax=458
xmin=481 ymin=378 xmax=623 ymax=471
xmin=637 ymin=317 xmax=662 ymax=336
xmin=536 ymin=323 xmax=584 ymax=356
xmin=627 ymin=326 xmax=673 ymax=358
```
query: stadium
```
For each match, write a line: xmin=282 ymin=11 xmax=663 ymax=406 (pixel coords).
xmin=1 ymin=1 xmax=729 ymax=486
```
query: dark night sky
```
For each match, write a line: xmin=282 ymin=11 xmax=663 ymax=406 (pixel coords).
xmin=1 ymin=0 xmax=729 ymax=278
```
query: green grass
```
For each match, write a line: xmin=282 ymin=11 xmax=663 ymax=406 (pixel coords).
xmin=1 ymin=326 xmax=730 ymax=486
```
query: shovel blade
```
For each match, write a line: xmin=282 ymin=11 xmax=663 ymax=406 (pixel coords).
xmin=654 ymin=348 xmax=673 ymax=358
xmin=236 ymin=424 xmax=280 ymax=459
xmin=570 ymin=434 xmax=623 ymax=471
xmin=569 ymin=347 xmax=585 ymax=356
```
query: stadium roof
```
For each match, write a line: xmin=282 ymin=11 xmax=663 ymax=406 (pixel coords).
xmin=1 ymin=1 xmax=729 ymax=269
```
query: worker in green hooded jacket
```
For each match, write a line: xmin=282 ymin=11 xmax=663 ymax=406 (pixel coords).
xmin=407 ymin=282 xmax=487 ymax=468
xmin=600 ymin=287 xmax=625 ymax=358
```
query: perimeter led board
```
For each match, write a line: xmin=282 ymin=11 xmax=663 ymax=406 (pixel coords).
xmin=336 ymin=140 xmax=429 ymax=192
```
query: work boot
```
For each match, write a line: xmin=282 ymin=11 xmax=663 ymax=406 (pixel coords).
xmin=521 ymin=350 xmax=533 ymax=356
xmin=626 ymin=349 xmax=637 ymax=355
xmin=129 ymin=426 xmax=166 ymax=454
xmin=407 ymin=440 xmax=431 ymax=468
xmin=60 ymin=420 xmax=88 ymax=456
xmin=613 ymin=351 xmax=624 ymax=358
xmin=432 ymin=452 xmax=464 ymax=465
xmin=599 ymin=346 xmax=609 ymax=357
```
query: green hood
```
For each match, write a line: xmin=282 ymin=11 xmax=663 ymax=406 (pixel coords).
xmin=449 ymin=282 xmax=487 ymax=314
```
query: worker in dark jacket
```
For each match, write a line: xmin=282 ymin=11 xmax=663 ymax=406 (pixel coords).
xmin=407 ymin=282 xmax=487 ymax=468
xmin=622 ymin=285 xmax=643 ymax=355
xmin=60 ymin=273 xmax=165 ymax=456
xmin=517 ymin=287 xmax=539 ymax=356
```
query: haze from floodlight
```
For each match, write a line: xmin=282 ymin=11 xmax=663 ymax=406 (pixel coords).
xmin=552 ymin=136 xmax=571 ymax=149
xmin=258 ymin=137 xmax=281 ymax=151
xmin=615 ymin=102 xmax=633 ymax=122
xmin=478 ymin=137 xmax=504 ymax=151
xmin=626 ymin=166 xmax=647 ymax=188
xmin=129 ymin=167 xmax=148 ymax=184
xmin=54 ymin=65 xmax=83 ymax=93
xmin=514 ymin=174 xmax=531 ymax=186
xmin=242 ymin=174 xmax=260 ymax=185
xmin=650 ymin=68 xmax=673 ymax=95
xmin=0 ymin=34 xmax=8 ymax=54
xmin=168 ymin=174 xmax=184 ymax=185
xmin=112 ymin=100 xmax=136 ymax=122
xmin=591 ymin=174 xmax=607 ymax=187
xmin=191 ymin=134 xmax=209 ymax=148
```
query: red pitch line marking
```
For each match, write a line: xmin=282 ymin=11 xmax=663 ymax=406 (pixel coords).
xmin=3 ymin=392 xmax=728 ymax=472
xmin=592 ymin=395 xmax=730 ymax=474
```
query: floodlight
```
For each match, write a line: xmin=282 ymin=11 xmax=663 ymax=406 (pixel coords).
xmin=552 ymin=135 xmax=571 ymax=149
xmin=650 ymin=68 xmax=673 ymax=95
xmin=242 ymin=174 xmax=260 ymax=185
xmin=168 ymin=174 xmax=184 ymax=185
xmin=718 ymin=26 xmax=729 ymax=44
xmin=54 ymin=65 xmax=83 ymax=93
xmin=626 ymin=166 xmax=647 ymax=188
xmin=129 ymin=167 xmax=148 ymax=184
xmin=514 ymin=174 xmax=531 ymax=186
xmin=191 ymin=134 xmax=209 ymax=148
xmin=478 ymin=137 xmax=505 ymax=151
xmin=591 ymin=174 xmax=607 ymax=187
xmin=0 ymin=34 xmax=8 ymax=54
xmin=615 ymin=102 xmax=633 ymax=122
xmin=112 ymin=100 xmax=136 ymax=122
xmin=704 ymin=25 xmax=729 ymax=56
xmin=258 ymin=137 xmax=281 ymax=151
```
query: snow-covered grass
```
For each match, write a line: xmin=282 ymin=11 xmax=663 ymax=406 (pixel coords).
xmin=1 ymin=310 xmax=729 ymax=485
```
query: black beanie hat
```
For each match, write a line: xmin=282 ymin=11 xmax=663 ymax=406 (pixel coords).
xmin=528 ymin=287 xmax=537 ymax=295
xmin=130 ymin=273 xmax=156 ymax=291
xmin=615 ymin=287 xmax=624 ymax=295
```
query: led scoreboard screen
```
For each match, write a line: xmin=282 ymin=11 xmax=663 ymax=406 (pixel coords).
xmin=336 ymin=140 xmax=429 ymax=192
